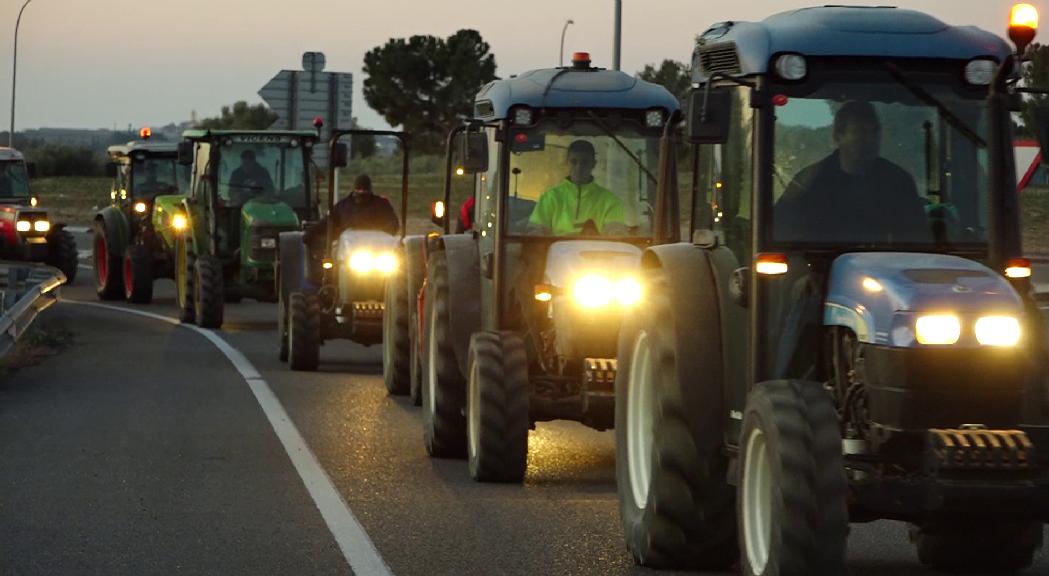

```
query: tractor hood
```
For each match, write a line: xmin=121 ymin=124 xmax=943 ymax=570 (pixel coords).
xmin=823 ymin=252 xmax=1024 ymax=348
xmin=542 ymin=240 xmax=643 ymax=288
xmin=241 ymin=198 xmax=300 ymax=230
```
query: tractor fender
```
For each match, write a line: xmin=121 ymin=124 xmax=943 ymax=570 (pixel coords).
xmin=95 ymin=206 xmax=129 ymax=256
xmin=824 ymin=252 xmax=1024 ymax=348
xmin=278 ymin=231 xmax=306 ymax=298
xmin=438 ymin=233 xmax=481 ymax=376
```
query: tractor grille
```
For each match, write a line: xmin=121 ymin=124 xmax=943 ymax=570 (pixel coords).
xmin=926 ymin=428 xmax=1033 ymax=473
xmin=248 ymin=225 xmax=284 ymax=262
xmin=698 ymin=43 xmax=741 ymax=76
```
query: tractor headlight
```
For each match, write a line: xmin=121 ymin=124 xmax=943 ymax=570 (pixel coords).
xmin=33 ymin=220 xmax=50 ymax=233
xmin=171 ymin=214 xmax=187 ymax=231
xmin=571 ymin=274 xmax=641 ymax=309
xmin=975 ymin=315 xmax=1022 ymax=347
xmin=349 ymin=250 xmax=398 ymax=275
xmin=260 ymin=237 xmax=277 ymax=249
xmin=133 ymin=201 xmax=148 ymax=214
xmin=16 ymin=220 xmax=31 ymax=232
xmin=915 ymin=314 xmax=961 ymax=346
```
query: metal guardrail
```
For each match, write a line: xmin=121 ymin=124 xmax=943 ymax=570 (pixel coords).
xmin=0 ymin=261 xmax=65 ymax=357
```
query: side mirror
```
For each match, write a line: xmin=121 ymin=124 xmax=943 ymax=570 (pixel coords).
xmin=461 ymin=131 xmax=488 ymax=174
xmin=104 ymin=162 xmax=117 ymax=178
xmin=1035 ymin=106 xmax=1049 ymax=165
xmin=331 ymin=142 xmax=349 ymax=168
xmin=431 ymin=200 xmax=447 ymax=227
xmin=177 ymin=141 xmax=194 ymax=165
xmin=686 ymin=89 xmax=732 ymax=145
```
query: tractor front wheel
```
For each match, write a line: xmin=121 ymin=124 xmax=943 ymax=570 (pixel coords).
xmin=910 ymin=521 xmax=1042 ymax=573
xmin=193 ymin=254 xmax=224 ymax=329
xmin=278 ymin=287 xmax=289 ymax=362
xmin=383 ymin=262 xmax=411 ymax=396
xmin=123 ymin=245 xmax=153 ymax=304
xmin=289 ymin=292 xmax=320 ymax=371
xmin=93 ymin=220 xmax=122 ymax=300
xmin=422 ymin=252 xmax=467 ymax=458
xmin=48 ymin=228 xmax=79 ymax=284
xmin=175 ymin=235 xmax=195 ymax=324
xmin=466 ymin=331 xmax=530 ymax=483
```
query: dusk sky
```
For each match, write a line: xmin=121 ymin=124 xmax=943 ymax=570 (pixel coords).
xmin=0 ymin=0 xmax=1039 ymax=132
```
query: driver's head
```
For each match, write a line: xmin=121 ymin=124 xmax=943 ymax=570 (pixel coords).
xmin=833 ymin=101 xmax=881 ymax=175
xmin=240 ymin=149 xmax=258 ymax=168
xmin=351 ymin=174 xmax=373 ymax=203
xmin=566 ymin=140 xmax=597 ymax=184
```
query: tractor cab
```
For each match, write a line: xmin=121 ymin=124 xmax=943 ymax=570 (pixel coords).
xmin=0 ymin=147 xmax=36 ymax=206
xmin=614 ymin=5 xmax=1049 ymax=574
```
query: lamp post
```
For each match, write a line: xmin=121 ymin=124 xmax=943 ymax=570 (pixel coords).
xmin=10 ymin=0 xmax=34 ymax=148
xmin=559 ymin=19 xmax=574 ymax=67
xmin=613 ymin=0 xmax=622 ymax=71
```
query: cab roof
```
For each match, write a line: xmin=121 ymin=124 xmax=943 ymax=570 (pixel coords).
xmin=0 ymin=147 xmax=26 ymax=162
xmin=107 ymin=140 xmax=178 ymax=159
xmin=181 ymin=129 xmax=318 ymax=141
xmin=474 ymin=66 xmax=679 ymax=120
xmin=693 ymin=6 xmax=1012 ymax=83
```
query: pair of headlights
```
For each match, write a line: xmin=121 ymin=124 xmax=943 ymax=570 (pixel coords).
xmin=915 ymin=314 xmax=1022 ymax=347
xmin=348 ymin=250 xmax=397 ymax=275
xmin=16 ymin=219 xmax=49 ymax=233
xmin=536 ymin=274 xmax=643 ymax=309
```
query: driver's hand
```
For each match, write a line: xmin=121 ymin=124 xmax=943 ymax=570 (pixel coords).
xmin=577 ymin=219 xmax=600 ymax=236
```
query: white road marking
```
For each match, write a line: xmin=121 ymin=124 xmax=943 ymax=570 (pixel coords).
xmin=67 ymin=226 xmax=90 ymax=234
xmin=77 ymin=250 xmax=92 ymax=260
xmin=78 ymin=265 xmax=93 ymax=272
xmin=63 ymin=300 xmax=394 ymax=576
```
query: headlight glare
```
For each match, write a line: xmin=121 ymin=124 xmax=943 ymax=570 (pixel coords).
xmin=615 ymin=278 xmax=642 ymax=306
xmin=975 ymin=316 xmax=1022 ymax=347
xmin=915 ymin=314 xmax=961 ymax=345
xmin=573 ymin=275 xmax=613 ymax=309
xmin=16 ymin=220 xmax=31 ymax=232
xmin=33 ymin=220 xmax=50 ymax=233
xmin=375 ymin=252 xmax=398 ymax=275
xmin=171 ymin=214 xmax=187 ymax=231
xmin=134 ymin=201 xmax=148 ymax=214
xmin=349 ymin=250 xmax=375 ymax=273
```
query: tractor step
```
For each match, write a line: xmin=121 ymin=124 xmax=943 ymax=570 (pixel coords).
xmin=925 ymin=428 xmax=1034 ymax=473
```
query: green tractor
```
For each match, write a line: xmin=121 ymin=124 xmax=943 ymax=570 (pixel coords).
xmin=174 ymin=130 xmax=319 ymax=328
xmin=94 ymin=135 xmax=190 ymax=303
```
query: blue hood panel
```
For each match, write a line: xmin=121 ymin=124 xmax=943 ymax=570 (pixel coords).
xmin=823 ymin=252 xmax=1023 ymax=348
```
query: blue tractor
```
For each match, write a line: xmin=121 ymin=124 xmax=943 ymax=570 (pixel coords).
xmin=411 ymin=53 xmax=678 ymax=481
xmin=615 ymin=5 xmax=1049 ymax=574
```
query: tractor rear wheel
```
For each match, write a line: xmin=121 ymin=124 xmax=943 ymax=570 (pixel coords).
xmin=123 ymin=245 xmax=153 ymax=304
xmin=383 ymin=259 xmax=411 ymax=396
xmin=289 ymin=292 xmax=320 ymax=371
xmin=93 ymin=220 xmax=123 ymax=300
xmin=466 ymin=331 xmax=530 ymax=483
xmin=738 ymin=380 xmax=848 ymax=576
xmin=616 ymin=272 xmax=737 ymax=570
xmin=422 ymin=252 xmax=467 ymax=458
xmin=48 ymin=228 xmax=79 ymax=284
xmin=910 ymin=521 xmax=1042 ymax=573
xmin=193 ymin=254 xmax=224 ymax=329
xmin=175 ymin=235 xmax=195 ymax=324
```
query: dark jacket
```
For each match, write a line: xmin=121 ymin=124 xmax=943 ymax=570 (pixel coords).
xmin=306 ymin=193 xmax=399 ymax=245
xmin=774 ymin=152 xmax=930 ymax=245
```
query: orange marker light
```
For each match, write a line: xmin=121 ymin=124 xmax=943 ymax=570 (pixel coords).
xmin=1011 ymin=3 xmax=1039 ymax=30
xmin=139 ymin=126 xmax=152 ymax=140
xmin=433 ymin=200 xmax=446 ymax=220
xmin=755 ymin=253 xmax=789 ymax=276
xmin=1005 ymin=257 xmax=1032 ymax=279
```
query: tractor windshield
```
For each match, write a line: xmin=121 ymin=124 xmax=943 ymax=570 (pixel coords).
xmin=131 ymin=157 xmax=189 ymax=199
xmin=503 ymin=119 xmax=660 ymax=238
xmin=769 ymin=72 xmax=990 ymax=250
xmin=0 ymin=160 xmax=31 ymax=199
xmin=216 ymin=141 xmax=309 ymax=209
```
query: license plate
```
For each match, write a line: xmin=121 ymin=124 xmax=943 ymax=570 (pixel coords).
xmin=260 ymin=238 xmax=276 ymax=249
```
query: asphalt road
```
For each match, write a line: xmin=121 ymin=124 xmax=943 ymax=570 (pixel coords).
xmin=0 ymin=229 xmax=1046 ymax=575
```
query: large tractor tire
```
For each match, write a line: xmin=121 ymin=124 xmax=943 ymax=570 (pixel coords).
xmin=277 ymin=232 xmax=305 ymax=362
xmin=123 ymin=244 xmax=154 ymax=304
xmin=422 ymin=251 xmax=467 ymax=458
xmin=277 ymin=286 xmax=289 ymax=362
xmin=193 ymin=254 xmax=224 ymax=329
xmin=92 ymin=219 xmax=123 ymax=300
xmin=738 ymin=380 xmax=848 ymax=576
xmin=175 ymin=235 xmax=195 ymax=324
xmin=466 ymin=331 xmax=530 ymax=483
xmin=383 ymin=258 xmax=411 ymax=396
xmin=47 ymin=228 xmax=79 ymax=284
xmin=910 ymin=521 xmax=1042 ymax=573
xmin=404 ymin=236 xmax=427 ymax=407
xmin=289 ymin=292 xmax=320 ymax=371
xmin=616 ymin=267 xmax=737 ymax=570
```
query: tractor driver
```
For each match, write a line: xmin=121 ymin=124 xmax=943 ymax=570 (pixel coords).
xmin=136 ymin=163 xmax=171 ymax=198
xmin=774 ymin=100 xmax=930 ymax=244
xmin=304 ymin=174 xmax=399 ymax=247
xmin=228 ymin=149 xmax=275 ymax=202
xmin=527 ymin=140 xmax=628 ymax=236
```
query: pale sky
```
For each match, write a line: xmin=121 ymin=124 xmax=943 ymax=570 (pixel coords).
xmin=0 ymin=0 xmax=1039 ymax=132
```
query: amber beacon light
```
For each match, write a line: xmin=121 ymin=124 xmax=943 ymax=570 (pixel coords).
xmin=1010 ymin=4 xmax=1039 ymax=54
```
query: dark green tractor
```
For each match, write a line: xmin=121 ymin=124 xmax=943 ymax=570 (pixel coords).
xmin=173 ymin=130 xmax=319 ymax=328
xmin=94 ymin=137 xmax=189 ymax=303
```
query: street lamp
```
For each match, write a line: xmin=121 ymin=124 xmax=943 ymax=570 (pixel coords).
xmin=10 ymin=0 xmax=34 ymax=148
xmin=559 ymin=19 xmax=574 ymax=67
